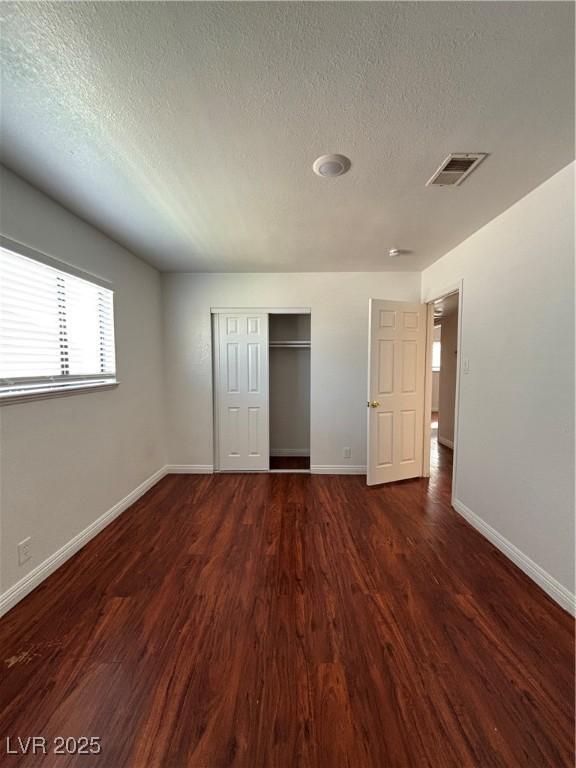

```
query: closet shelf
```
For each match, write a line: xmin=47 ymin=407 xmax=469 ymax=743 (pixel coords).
xmin=269 ymin=340 xmax=311 ymax=348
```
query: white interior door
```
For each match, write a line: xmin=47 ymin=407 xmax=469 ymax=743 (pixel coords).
xmin=217 ymin=313 xmax=269 ymax=470
xmin=367 ymin=299 xmax=427 ymax=485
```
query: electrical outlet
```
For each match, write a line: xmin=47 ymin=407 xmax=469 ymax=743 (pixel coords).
xmin=343 ymin=446 xmax=351 ymax=459
xmin=18 ymin=537 xmax=31 ymax=566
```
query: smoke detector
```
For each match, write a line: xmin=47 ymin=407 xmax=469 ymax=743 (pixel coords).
xmin=426 ymin=153 xmax=487 ymax=187
xmin=313 ymin=154 xmax=351 ymax=178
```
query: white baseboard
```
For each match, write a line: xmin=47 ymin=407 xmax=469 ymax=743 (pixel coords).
xmin=165 ymin=464 xmax=214 ymax=474
xmin=270 ymin=448 xmax=310 ymax=457
xmin=452 ymin=498 xmax=575 ymax=616
xmin=311 ymin=465 xmax=366 ymax=475
xmin=438 ymin=436 xmax=454 ymax=449
xmin=0 ymin=466 xmax=167 ymax=618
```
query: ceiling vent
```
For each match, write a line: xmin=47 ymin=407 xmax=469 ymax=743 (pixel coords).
xmin=426 ymin=153 xmax=487 ymax=187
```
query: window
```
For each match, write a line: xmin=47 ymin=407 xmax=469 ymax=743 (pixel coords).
xmin=432 ymin=340 xmax=441 ymax=371
xmin=0 ymin=240 xmax=116 ymax=401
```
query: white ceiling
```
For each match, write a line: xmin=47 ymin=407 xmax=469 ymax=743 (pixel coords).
xmin=1 ymin=2 xmax=574 ymax=273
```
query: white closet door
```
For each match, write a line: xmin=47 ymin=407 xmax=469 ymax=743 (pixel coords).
xmin=217 ymin=313 xmax=269 ymax=470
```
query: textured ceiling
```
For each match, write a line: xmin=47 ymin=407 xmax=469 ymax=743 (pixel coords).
xmin=1 ymin=2 xmax=574 ymax=272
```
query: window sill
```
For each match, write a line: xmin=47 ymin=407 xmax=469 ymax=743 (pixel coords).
xmin=0 ymin=380 xmax=119 ymax=406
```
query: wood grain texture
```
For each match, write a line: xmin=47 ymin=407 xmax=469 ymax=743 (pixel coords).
xmin=0 ymin=442 xmax=573 ymax=767
xmin=270 ymin=456 xmax=310 ymax=470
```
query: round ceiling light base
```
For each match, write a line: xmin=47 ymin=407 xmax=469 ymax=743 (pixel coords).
xmin=312 ymin=154 xmax=351 ymax=178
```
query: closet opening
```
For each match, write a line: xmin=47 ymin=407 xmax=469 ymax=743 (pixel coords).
xmin=269 ymin=314 xmax=311 ymax=472
xmin=211 ymin=308 xmax=311 ymax=473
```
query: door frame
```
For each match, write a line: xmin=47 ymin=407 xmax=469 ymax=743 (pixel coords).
xmin=210 ymin=307 xmax=311 ymax=472
xmin=421 ymin=280 xmax=463 ymax=505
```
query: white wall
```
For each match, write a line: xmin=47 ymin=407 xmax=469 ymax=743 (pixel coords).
xmin=0 ymin=167 xmax=166 ymax=599
xmin=438 ymin=312 xmax=458 ymax=446
xmin=422 ymin=162 xmax=575 ymax=604
xmin=162 ymin=273 xmax=420 ymax=470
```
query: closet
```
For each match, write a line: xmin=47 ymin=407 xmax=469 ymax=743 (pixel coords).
xmin=212 ymin=309 xmax=311 ymax=472
xmin=269 ymin=314 xmax=310 ymax=470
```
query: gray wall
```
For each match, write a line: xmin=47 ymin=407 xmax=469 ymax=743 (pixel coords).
xmin=269 ymin=314 xmax=310 ymax=454
xmin=269 ymin=348 xmax=310 ymax=454
xmin=422 ymin=162 xmax=575 ymax=601
xmin=162 ymin=272 xmax=421 ymax=470
xmin=0 ymin=167 xmax=166 ymax=595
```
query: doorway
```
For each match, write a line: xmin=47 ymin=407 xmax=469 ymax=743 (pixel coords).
xmin=269 ymin=313 xmax=311 ymax=471
xmin=426 ymin=289 xmax=461 ymax=496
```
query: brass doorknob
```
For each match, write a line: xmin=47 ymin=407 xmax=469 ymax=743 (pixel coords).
xmin=368 ymin=401 xmax=380 ymax=408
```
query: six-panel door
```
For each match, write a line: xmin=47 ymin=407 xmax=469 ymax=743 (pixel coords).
xmin=217 ymin=314 xmax=269 ymax=470
xmin=367 ymin=299 xmax=427 ymax=485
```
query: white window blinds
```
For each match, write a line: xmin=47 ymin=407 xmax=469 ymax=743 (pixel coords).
xmin=0 ymin=243 xmax=116 ymax=398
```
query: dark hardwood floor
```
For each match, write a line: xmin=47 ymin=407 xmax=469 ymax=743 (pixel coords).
xmin=0 ymin=440 xmax=573 ymax=767
xmin=270 ymin=455 xmax=310 ymax=470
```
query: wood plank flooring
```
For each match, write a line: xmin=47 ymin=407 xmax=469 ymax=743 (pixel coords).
xmin=0 ymin=442 xmax=573 ymax=767
xmin=269 ymin=456 xmax=310 ymax=470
